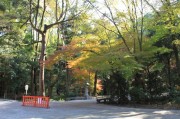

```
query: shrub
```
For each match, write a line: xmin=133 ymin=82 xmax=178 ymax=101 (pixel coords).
xmin=129 ymin=87 xmax=146 ymax=103
xmin=174 ymin=97 xmax=180 ymax=104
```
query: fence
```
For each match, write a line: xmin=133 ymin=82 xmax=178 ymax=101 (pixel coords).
xmin=22 ymin=96 xmax=50 ymax=108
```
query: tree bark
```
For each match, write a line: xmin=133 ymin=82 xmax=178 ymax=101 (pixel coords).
xmin=167 ymin=56 xmax=172 ymax=89
xmin=48 ymin=86 xmax=53 ymax=97
xmin=93 ymin=71 xmax=98 ymax=96
xmin=31 ymin=65 xmax=35 ymax=95
xmin=39 ymin=34 xmax=46 ymax=96
xmin=173 ymin=44 xmax=180 ymax=77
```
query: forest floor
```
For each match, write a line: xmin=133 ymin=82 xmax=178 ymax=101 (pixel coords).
xmin=0 ymin=99 xmax=180 ymax=119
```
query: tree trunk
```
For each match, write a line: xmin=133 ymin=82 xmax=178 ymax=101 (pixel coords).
xmin=173 ymin=44 xmax=180 ymax=77
xmin=39 ymin=34 xmax=46 ymax=96
xmin=34 ymin=67 xmax=38 ymax=95
xmin=65 ymin=64 xmax=69 ymax=98
xmin=167 ymin=56 xmax=172 ymax=90
xmin=48 ymin=86 xmax=53 ymax=98
xmin=31 ymin=66 xmax=35 ymax=95
xmin=93 ymin=71 xmax=98 ymax=96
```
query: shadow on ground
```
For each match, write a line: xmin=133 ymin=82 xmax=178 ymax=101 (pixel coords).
xmin=0 ymin=99 xmax=179 ymax=119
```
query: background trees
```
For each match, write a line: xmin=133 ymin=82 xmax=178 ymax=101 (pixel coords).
xmin=0 ymin=0 xmax=179 ymax=105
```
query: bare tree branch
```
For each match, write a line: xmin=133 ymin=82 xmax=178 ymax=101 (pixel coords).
xmin=40 ymin=0 xmax=46 ymax=29
xmin=43 ymin=11 xmax=82 ymax=33
xmin=86 ymin=0 xmax=131 ymax=53
xmin=104 ymin=0 xmax=131 ymax=53
xmin=29 ymin=0 xmax=43 ymax=35
xmin=83 ymin=49 xmax=100 ymax=55
xmin=91 ymin=19 xmax=119 ymax=35
xmin=58 ymin=0 xmax=65 ymax=21
xmin=144 ymin=0 xmax=160 ymax=16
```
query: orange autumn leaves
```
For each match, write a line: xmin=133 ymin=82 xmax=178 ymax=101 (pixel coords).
xmin=45 ymin=34 xmax=101 ymax=69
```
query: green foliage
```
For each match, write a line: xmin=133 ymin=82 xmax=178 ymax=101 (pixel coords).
xmin=149 ymin=62 xmax=164 ymax=72
xmin=0 ymin=3 xmax=6 ymax=12
xmin=173 ymin=39 xmax=180 ymax=45
xmin=129 ymin=87 xmax=147 ymax=103
xmin=174 ymin=97 xmax=180 ymax=104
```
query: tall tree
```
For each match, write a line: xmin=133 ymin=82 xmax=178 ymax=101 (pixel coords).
xmin=28 ymin=0 xmax=86 ymax=96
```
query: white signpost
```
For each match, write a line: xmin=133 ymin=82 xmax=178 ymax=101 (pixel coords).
xmin=25 ymin=85 xmax=29 ymax=95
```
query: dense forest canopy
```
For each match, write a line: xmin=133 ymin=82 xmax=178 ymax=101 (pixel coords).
xmin=0 ymin=0 xmax=180 ymax=105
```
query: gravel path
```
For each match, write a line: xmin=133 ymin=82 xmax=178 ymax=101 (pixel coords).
xmin=0 ymin=99 xmax=179 ymax=119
